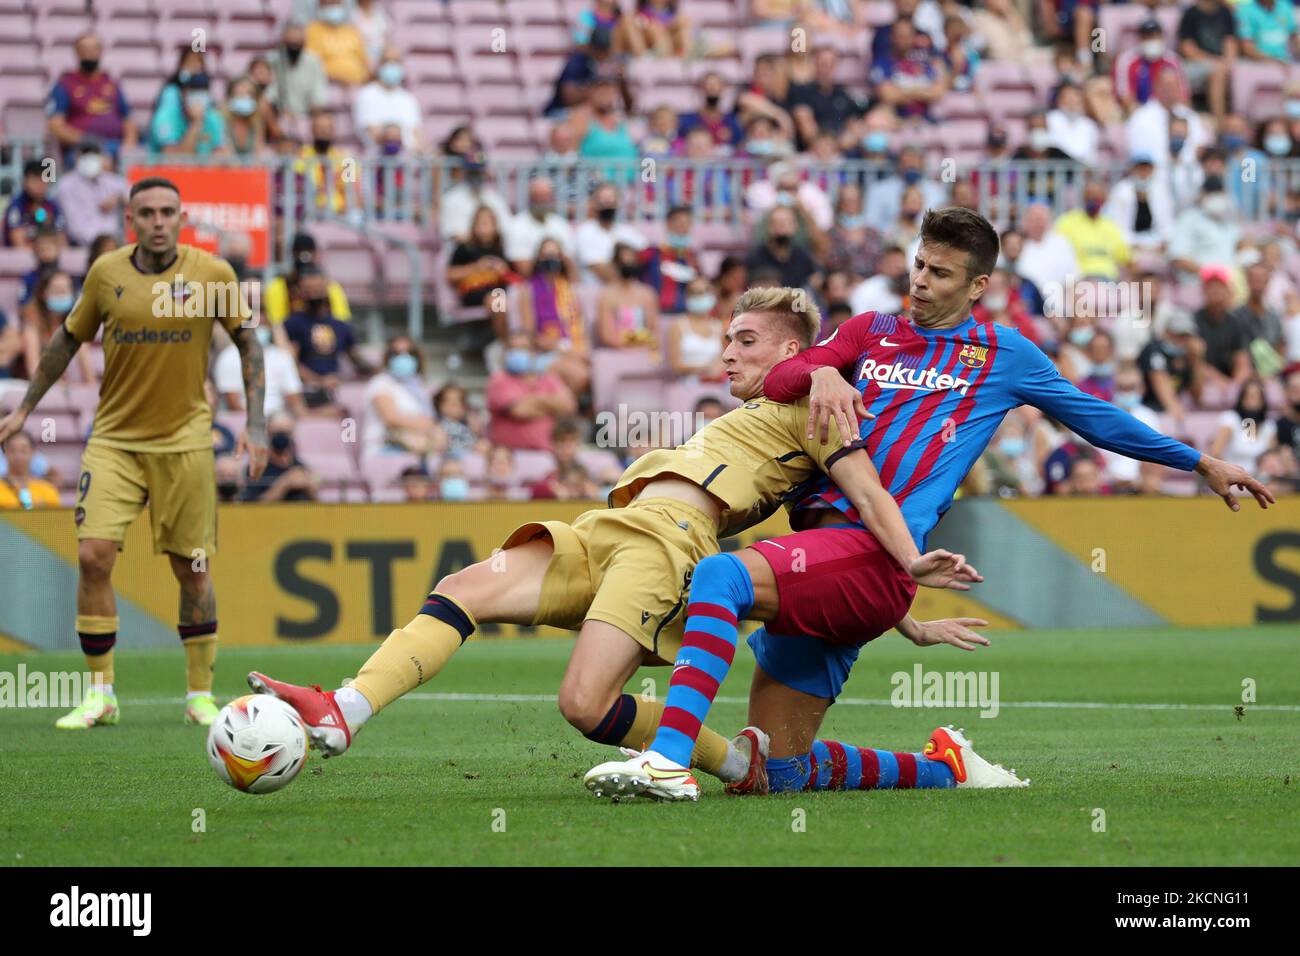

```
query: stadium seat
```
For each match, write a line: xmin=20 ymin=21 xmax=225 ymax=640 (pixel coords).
xmin=446 ymin=0 xmax=510 ymax=27
xmin=1231 ymin=60 xmax=1287 ymax=122
xmin=3 ymin=102 xmax=47 ymax=137
xmin=0 ymin=12 xmax=33 ymax=41
xmin=360 ymin=451 xmax=423 ymax=495
xmin=512 ymin=449 xmax=556 ymax=484
xmin=391 ymin=0 xmax=451 ymax=28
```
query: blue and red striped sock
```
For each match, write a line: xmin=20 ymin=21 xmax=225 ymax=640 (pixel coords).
xmin=650 ymin=553 xmax=754 ymax=768
xmin=768 ymin=741 xmax=956 ymax=792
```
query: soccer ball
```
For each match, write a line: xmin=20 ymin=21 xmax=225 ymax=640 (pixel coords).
xmin=207 ymin=695 xmax=309 ymax=794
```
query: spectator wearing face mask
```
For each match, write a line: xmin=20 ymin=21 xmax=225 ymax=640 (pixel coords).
xmin=1095 ymin=363 xmax=1166 ymax=494
xmin=1126 ymin=68 xmax=1211 ymax=172
xmin=746 ymin=161 xmax=833 ymax=235
xmin=0 ymin=431 xmax=61 ymax=509
xmin=223 ymin=76 xmax=267 ymax=158
xmin=518 ymin=237 xmax=591 ymax=395
xmin=215 ymin=320 xmax=305 ymax=419
xmin=1103 ymin=153 xmax=1174 ymax=251
xmin=1208 ymin=377 xmax=1275 ymax=473
xmin=487 ymin=332 xmax=578 ymax=451
xmin=266 ymin=21 xmax=328 ymax=120
xmin=56 ymin=143 xmax=127 ymax=247
xmin=150 ymin=58 xmax=228 ymax=156
xmin=241 ymin=415 xmax=318 ymax=502
xmin=265 ymin=232 xmax=353 ymax=326
xmin=296 ymin=111 xmax=362 ymax=215
xmin=597 ymin=242 xmax=661 ymax=350
xmin=573 ymin=182 xmax=645 ymax=285
xmin=18 ymin=270 xmax=95 ymax=383
xmin=362 ymin=336 xmax=445 ymax=458
xmin=46 ymin=32 xmax=138 ymax=165
xmin=206 ymin=378 xmax=236 ymax=456
xmin=507 ymin=178 xmax=576 ymax=277
xmin=667 ymin=278 xmax=725 ymax=381
xmin=1169 ymin=178 xmax=1241 ymax=278
xmin=307 ymin=0 xmax=371 ymax=86
xmin=678 ymin=72 xmax=743 ymax=151
xmin=640 ymin=206 xmax=702 ymax=315
xmin=1137 ymin=310 xmax=1204 ymax=431
xmin=355 ymin=49 xmax=422 ymax=152
xmin=1114 ymin=19 xmax=1187 ymax=113
xmin=435 ymin=457 xmax=474 ymax=502
xmin=282 ymin=266 xmax=374 ymax=412
xmin=863 ymin=147 xmax=947 ymax=235
xmin=4 ymin=161 xmax=67 ymax=249
xmin=214 ymin=454 xmax=244 ymax=504
xmin=747 ymin=205 xmax=821 ymax=294
xmin=1053 ymin=180 xmax=1131 ymax=281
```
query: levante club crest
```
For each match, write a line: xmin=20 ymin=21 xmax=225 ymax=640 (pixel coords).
xmin=957 ymin=344 xmax=988 ymax=369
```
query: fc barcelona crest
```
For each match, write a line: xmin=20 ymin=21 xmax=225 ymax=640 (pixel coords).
xmin=957 ymin=344 xmax=987 ymax=369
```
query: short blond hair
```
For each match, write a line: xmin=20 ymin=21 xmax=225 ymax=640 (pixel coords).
xmin=731 ymin=286 xmax=822 ymax=348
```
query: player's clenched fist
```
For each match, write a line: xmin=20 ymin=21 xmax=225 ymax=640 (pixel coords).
xmin=807 ymin=365 xmax=873 ymax=446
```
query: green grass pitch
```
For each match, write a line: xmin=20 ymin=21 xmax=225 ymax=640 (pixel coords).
xmin=2 ymin=627 xmax=1297 ymax=866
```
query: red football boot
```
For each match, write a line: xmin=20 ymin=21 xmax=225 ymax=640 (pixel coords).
xmin=247 ymin=671 xmax=352 ymax=757
xmin=725 ymin=726 xmax=770 ymax=796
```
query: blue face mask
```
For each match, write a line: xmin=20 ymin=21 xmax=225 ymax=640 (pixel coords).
xmin=1068 ymin=327 xmax=1094 ymax=347
xmin=388 ymin=352 xmax=418 ymax=379
xmin=378 ymin=63 xmax=405 ymax=86
xmin=184 ymin=91 xmax=211 ymax=113
xmin=320 ymin=4 xmax=348 ymax=25
xmin=504 ymin=349 xmax=534 ymax=375
xmin=1222 ymin=134 xmax=1245 ymax=151
xmin=863 ymin=131 xmax=889 ymax=154
xmin=1091 ymin=361 xmax=1115 ymax=379
xmin=1287 ymin=100 xmax=1300 ymax=120
xmin=45 ymin=295 xmax=74 ymax=313
xmin=228 ymin=96 xmax=257 ymax=117
xmin=838 ymin=212 xmax=868 ymax=229
xmin=686 ymin=293 xmax=716 ymax=314
xmin=1169 ymin=136 xmax=1186 ymax=154
xmin=1115 ymin=390 xmax=1141 ymax=410
xmin=1265 ymin=134 xmax=1292 ymax=157
xmin=667 ymin=233 xmax=691 ymax=250
xmin=901 ymin=168 xmax=923 ymax=185
xmin=440 ymin=476 xmax=470 ymax=501
xmin=998 ymin=437 xmax=1026 ymax=458
xmin=747 ymin=140 xmax=775 ymax=156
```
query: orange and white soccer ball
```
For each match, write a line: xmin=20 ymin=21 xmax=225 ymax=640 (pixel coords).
xmin=207 ymin=695 xmax=309 ymax=794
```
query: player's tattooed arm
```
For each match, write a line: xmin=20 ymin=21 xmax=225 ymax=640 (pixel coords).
xmin=17 ymin=324 xmax=80 ymax=413
xmin=233 ymin=326 xmax=267 ymax=437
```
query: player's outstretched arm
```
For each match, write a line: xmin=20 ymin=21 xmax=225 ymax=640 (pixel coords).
xmin=826 ymin=446 xmax=982 ymax=591
xmin=0 ymin=325 xmax=80 ymax=445
xmin=232 ymin=326 xmax=269 ymax=480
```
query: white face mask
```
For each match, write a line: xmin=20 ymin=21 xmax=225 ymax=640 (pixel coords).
xmin=76 ymin=154 xmax=103 ymax=178
xmin=1029 ymin=128 xmax=1051 ymax=151
xmin=1140 ymin=39 xmax=1164 ymax=59
xmin=1202 ymin=194 xmax=1232 ymax=220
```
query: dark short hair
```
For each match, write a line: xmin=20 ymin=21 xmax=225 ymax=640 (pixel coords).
xmin=667 ymin=204 xmax=692 ymax=219
xmin=129 ymin=176 xmax=181 ymax=200
xmin=23 ymin=159 xmax=45 ymax=179
xmin=919 ymin=206 xmax=1000 ymax=280
xmin=552 ymin=416 xmax=583 ymax=442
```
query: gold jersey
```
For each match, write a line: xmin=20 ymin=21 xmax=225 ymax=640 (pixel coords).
xmin=66 ymin=244 xmax=251 ymax=453
xmin=609 ymin=396 xmax=865 ymax=538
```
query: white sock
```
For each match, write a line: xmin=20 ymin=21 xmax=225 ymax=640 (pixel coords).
xmin=717 ymin=741 xmax=750 ymax=784
xmin=334 ymin=685 xmax=373 ymax=732
xmin=185 ymin=690 xmax=211 ymax=701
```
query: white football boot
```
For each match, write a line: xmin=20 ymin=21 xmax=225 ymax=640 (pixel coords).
xmin=584 ymin=750 xmax=700 ymax=802
xmin=923 ymin=725 xmax=1030 ymax=788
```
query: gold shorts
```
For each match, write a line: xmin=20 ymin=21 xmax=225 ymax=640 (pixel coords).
xmin=502 ymin=497 xmax=719 ymax=664
xmin=74 ymin=443 xmax=217 ymax=557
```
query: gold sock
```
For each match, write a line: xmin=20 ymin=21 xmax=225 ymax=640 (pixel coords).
xmin=183 ymin=635 xmax=218 ymax=694
xmin=621 ymin=696 xmax=732 ymax=777
xmin=351 ymin=593 xmax=476 ymax=714
xmin=75 ymin=614 xmax=118 ymax=688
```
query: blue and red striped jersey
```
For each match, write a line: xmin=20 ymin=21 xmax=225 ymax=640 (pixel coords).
xmin=764 ymin=311 xmax=1202 ymax=549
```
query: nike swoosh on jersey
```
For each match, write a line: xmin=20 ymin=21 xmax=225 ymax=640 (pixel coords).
xmin=880 ymin=336 xmax=899 ymax=347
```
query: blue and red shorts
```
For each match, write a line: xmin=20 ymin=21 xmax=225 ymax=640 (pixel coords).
xmin=746 ymin=523 xmax=917 ymax=701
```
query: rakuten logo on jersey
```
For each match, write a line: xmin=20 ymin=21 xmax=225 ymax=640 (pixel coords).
xmin=857 ymin=358 xmax=973 ymax=395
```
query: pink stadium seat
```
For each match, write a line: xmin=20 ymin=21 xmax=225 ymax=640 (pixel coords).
xmin=333 ymin=381 xmax=370 ymax=421
xmin=38 ymin=443 xmax=85 ymax=488
xmin=447 ymin=0 xmax=510 ymax=26
xmin=690 ymin=0 xmax=740 ymax=29
xmin=1231 ymin=60 xmax=1287 ymax=122
xmin=391 ymin=0 xmax=450 ymax=27
xmin=686 ymin=57 xmax=743 ymax=86
xmin=297 ymin=450 xmax=358 ymax=483
xmin=515 ymin=23 xmax=571 ymax=57
xmin=664 ymin=381 xmax=738 ymax=419
xmin=456 ymin=451 xmax=487 ymax=481
xmin=589 ymin=346 xmax=668 ymax=413
xmin=420 ymin=82 xmax=470 ymax=115
xmin=407 ymin=52 xmax=459 ymax=83
xmin=215 ymin=410 xmax=246 ymax=438
xmin=361 ymin=452 xmax=424 ymax=494
xmin=2 ymin=102 xmax=46 ymax=137
xmin=217 ymin=0 xmax=268 ymax=21
xmin=738 ymin=30 xmax=790 ymax=69
xmin=0 ymin=13 xmax=33 ymax=40
xmin=34 ymin=13 xmax=92 ymax=49
xmin=576 ymin=448 xmax=622 ymax=480
xmin=0 ymin=72 xmax=47 ymax=105
xmin=512 ymin=449 xmax=556 ymax=484
xmin=511 ymin=1 xmax=566 ymax=28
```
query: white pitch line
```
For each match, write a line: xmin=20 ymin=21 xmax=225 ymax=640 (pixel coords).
xmin=119 ymin=692 xmax=1300 ymax=712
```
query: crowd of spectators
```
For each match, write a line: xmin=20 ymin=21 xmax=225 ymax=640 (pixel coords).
xmin=3 ymin=0 xmax=1300 ymax=508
